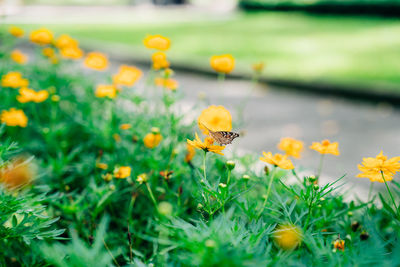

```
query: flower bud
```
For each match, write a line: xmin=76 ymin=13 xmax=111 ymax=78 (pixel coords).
xmin=197 ymin=203 xmax=203 ymax=210
xmin=360 ymin=231 xmax=369 ymax=241
xmin=219 ymin=183 xmax=227 ymax=188
xmin=242 ymin=174 xmax=250 ymax=180
xmin=158 ymin=201 xmax=173 ymax=217
xmin=351 ymin=221 xmax=360 ymax=232
xmin=205 ymin=239 xmax=216 ymax=248
xmin=151 ymin=127 xmax=160 ymax=134
xmin=313 ymin=184 xmax=319 ymax=191
xmin=226 ymin=160 xmax=235 ymax=171
xmin=109 ymin=184 xmax=116 ymax=191
xmin=264 ymin=166 xmax=269 ymax=175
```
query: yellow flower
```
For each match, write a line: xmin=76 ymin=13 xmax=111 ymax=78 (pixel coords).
xmin=273 ymin=224 xmax=302 ymax=250
xmin=210 ymin=54 xmax=235 ymax=74
xmin=112 ymin=65 xmax=143 ymax=86
xmin=0 ymin=157 xmax=34 ymax=189
xmin=42 ymin=47 xmax=55 ymax=58
xmin=185 ymin=143 xmax=196 ymax=163
xmin=259 ymin=152 xmax=294 ymax=170
xmin=1 ymin=108 xmax=28 ymax=127
xmin=143 ymin=132 xmax=163 ymax=149
xmin=96 ymin=162 xmax=108 ymax=170
xmin=277 ymin=137 xmax=304 ymax=159
xmin=30 ymin=28 xmax=53 ymax=45
xmin=356 ymin=151 xmax=400 ymax=183
xmin=333 ymin=239 xmax=345 ymax=252
xmin=1 ymin=72 xmax=29 ymax=88
xmin=198 ymin=105 xmax=232 ymax=135
xmin=252 ymin=62 xmax=265 ymax=73
xmin=84 ymin=52 xmax=108 ymax=71
xmin=120 ymin=124 xmax=132 ymax=130
xmin=55 ymin=34 xmax=79 ymax=49
xmin=60 ymin=46 xmax=84 ymax=60
xmin=155 ymin=77 xmax=178 ymax=91
xmin=151 ymin=52 xmax=170 ymax=70
xmin=310 ymin=140 xmax=339 ymax=155
xmin=17 ymin=87 xmax=49 ymax=103
xmin=143 ymin=35 xmax=171 ymax=51
xmin=136 ymin=173 xmax=148 ymax=184
xmin=114 ymin=166 xmax=131 ymax=179
xmin=11 ymin=50 xmax=28 ymax=64
xmin=95 ymin=85 xmax=117 ymax=99
xmin=9 ymin=26 xmax=24 ymax=38
xmin=187 ymin=133 xmax=225 ymax=156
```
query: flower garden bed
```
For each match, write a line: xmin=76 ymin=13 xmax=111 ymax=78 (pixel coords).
xmin=1 ymin=27 xmax=400 ymax=266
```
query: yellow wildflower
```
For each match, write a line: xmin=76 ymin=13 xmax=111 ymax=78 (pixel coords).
xmin=136 ymin=173 xmax=148 ymax=184
xmin=333 ymin=238 xmax=345 ymax=252
xmin=278 ymin=137 xmax=304 ymax=159
xmin=143 ymin=34 xmax=171 ymax=51
xmin=273 ymin=224 xmax=302 ymax=250
xmin=0 ymin=157 xmax=34 ymax=189
xmin=143 ymin=132 xmax=163 ymax=149
xmin=96 ymin=162 xmax=108 ymax=170
xmin=1 ymin=72 xmax=29 ymax=88
xmin=30 ymin=28 xmax=53 ymax=45
xmin=17 ymin=87 xmax=49 ymax=103
xmin=184 ymin=143 xmax=196 ymax=163
xmin=112 ymin=65 xmax=143 ymax=86
xmin=114 ymin=166 xmax=131 ymax=179
xmin=42 ymin=47 xmax=55 ymax=58
xmin=120 ymin=124 xmax=132 ymax=130
xmin=151 ymin=52 xmax=170 ymax=70
xmin=60 ymin=46 xmax=83 ymax=60
xmin=155 ymin=77 xmax=178 ymax=91
xmin=84 ymin=52 xmax=108 ymax=71
xmin=95 ymin=85 xmax=117 ymax=99
xmin=310 ymin=139 xmax=339 ymax=155
xmin=259 ymin=152 xmax=294 ymax=170
xmin=187 ymin=133 xmax=225 ymax=156
xmin=9 ymin=26 xmax=24 ymax=38
xmin=356 ymin=151 xmax=400 ymax=183
xmin=11 ymin=50 xmax=28 ymax=64
xmin=198 ymin=105 xmax=232 ymax=135
xmin=210 ymin=54 xmax=235 ymax=74
xmin=55 ymin=34 xmax=78 ymax=49
xmin=1 ymin=108 xmax=28 ymax=127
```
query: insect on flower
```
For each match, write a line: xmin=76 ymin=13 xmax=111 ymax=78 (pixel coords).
xmin=200 ymin=123 xmax=239 ymax=146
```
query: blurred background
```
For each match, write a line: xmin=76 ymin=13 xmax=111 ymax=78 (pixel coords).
xmin=2 ymin=0 xmax=400 ymax=198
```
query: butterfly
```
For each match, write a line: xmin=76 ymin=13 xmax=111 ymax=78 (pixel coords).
xmin=201 ymin=123 xmax=240 ymax=146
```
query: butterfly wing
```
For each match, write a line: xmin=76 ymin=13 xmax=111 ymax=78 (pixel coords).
xmin=210 ymin=131 xmax=239 ymax=145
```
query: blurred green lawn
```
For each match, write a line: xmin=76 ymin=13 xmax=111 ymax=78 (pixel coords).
xmin=22 ymin=12 xmax=400 ymax=90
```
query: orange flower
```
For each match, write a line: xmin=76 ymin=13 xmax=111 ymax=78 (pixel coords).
xmin=310 ymin=140 xmax=339 ymax=155
xmin=30 ymin=28 xmax=53 ymax=45
xmin=114 ymin=166 xmax=131 ymax=179
xmin=278 ymin=137 xmax=304 ymax=159
xmin=143 ymin=130 xmax=163 ymax=149
xmin=136 ymin=173 xmax=148 ymax=184
xmin=1 ymin=72 xmax=29 ymax=88
xmin=1 ymin=108 xmax=28 ymax=127
xmin=210 ymin=54 xmax=235 ymax=74
xmin=187 ymin=133 xmax=225 ymax=156
xmin=95 ymin=85 xmax=117 ymax=99
xmin=198 ymin=105 xmax=232 ymax=135
xmin=42 ymin=47 xmax=55 ymax=58
xmin=260 ymin=152 xmax=294 ymax=170
xmin=112 ymin=65 xmax=143 ymax=86
xmin=151 ymin=52 xmax=170 ymax=70
xmin=84 ymin=52 xmax=108 ymax=71
xmin=17 ymin=87 xmax=49 ymax=103
xmin=60 ymin=46 xmax=83 ymax=59
xmin=185 ymin=143 xmax=196 ymax=162
xmin=11 ymin=50 xmax=28 ymax=64
xmin=155 ymin=77 xmax=178 ymax=91
xmin=143 ymin=35 xmax=171 ymax=51
xmin=0 ymin=157 xmax=34 ymax=189
xmin=333 ymin=239 xmax=345 ymax=252
xmin=356 ymin=151 xmax=400 ymax=183
xmin=9 ymin=26 xmax=24 ymax=38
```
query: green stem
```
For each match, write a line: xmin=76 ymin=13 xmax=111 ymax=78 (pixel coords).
xmin=257 ymin=167 xmax=277 ymax=218
xmin=227 ymin=170 xmax=231 ymax=186
xmin=316 ymin=154 xmax=325 ymax=181
xmin=218 ymin=72 xmax=225 ymax=82
xmin=381 ymin=171 xmax=398 ymax=215
xmin=203 ymin=151 xmax=207 ymax=182
xmin=146 ymin=182 xmax=159 ymax=213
